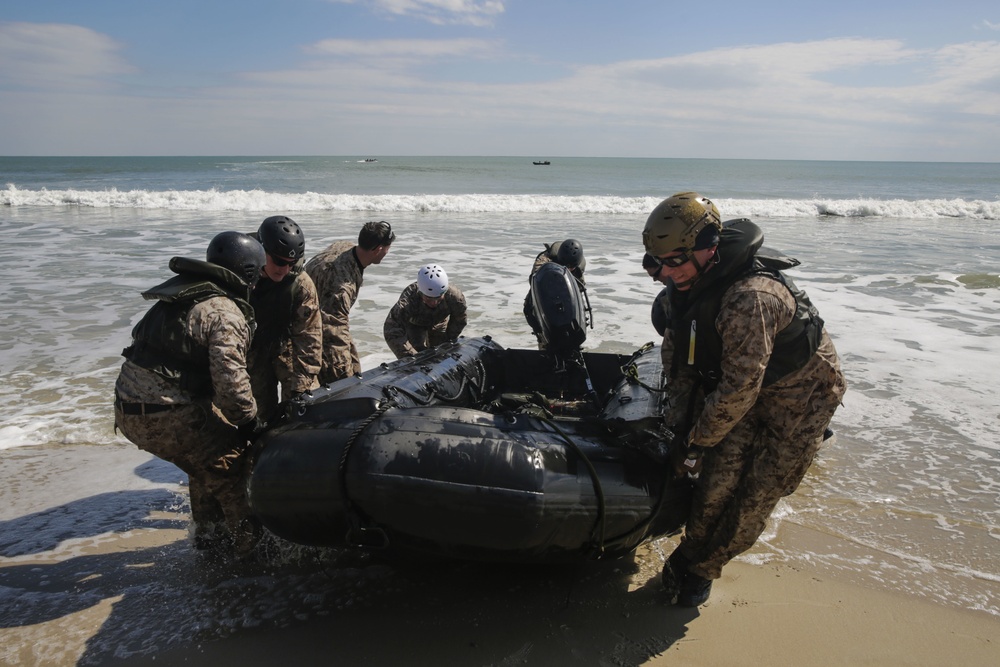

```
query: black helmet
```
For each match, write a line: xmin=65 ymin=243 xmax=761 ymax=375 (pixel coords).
xmin=556 ymin=239 xmax=584 ymax=268
xmin=206 ymin=231 xmax=266 ymax=287
xmin=258 ymin=215 xmax=305 ymax=260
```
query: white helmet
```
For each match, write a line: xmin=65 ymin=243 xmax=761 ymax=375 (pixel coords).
xmin=417 ymin=264 xmax=448 ymax=298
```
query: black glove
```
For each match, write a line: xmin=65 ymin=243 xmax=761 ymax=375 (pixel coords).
xmin=213 ymin=415 xmax=267 ymax=474
xmin=236 ymin=415 xmax=267 ymax=441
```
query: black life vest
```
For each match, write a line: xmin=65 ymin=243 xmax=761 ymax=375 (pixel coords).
xmin=249 ymin=264 xmax=302 ymax=354
xmin=122 ymin=257 xmax=254 ymax=396
xmin=664 ymin=219 xmax=824 ymax=390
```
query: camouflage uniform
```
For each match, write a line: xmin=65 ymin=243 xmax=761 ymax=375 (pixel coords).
xmin=661 ymin=224 xmax=846 ymax=581
xmin=531 ymin=240 xmax=586 ymax=284
xmin=304 ymin=240 xmax=364 ymax=384
xmin=383 ymin=282 xmax=468 ymax=358
xmin=114 ymin=293 xmax=258 ymax=538
xmin=248 ymin=266 xmax=322 ymax=420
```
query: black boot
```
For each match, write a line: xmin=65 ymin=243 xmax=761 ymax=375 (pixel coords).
xmin=677 ymin=572 xmax=713 ymax=607
xmin=661 ymin=549 xmax=691 ymax=603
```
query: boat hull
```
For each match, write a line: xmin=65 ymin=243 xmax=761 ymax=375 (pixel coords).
xmin=248 ymin=337 xmax=691 ymax=562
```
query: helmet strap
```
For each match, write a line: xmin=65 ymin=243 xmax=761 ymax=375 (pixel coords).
xmin=673 ymin=248 xmax=718 ymax=289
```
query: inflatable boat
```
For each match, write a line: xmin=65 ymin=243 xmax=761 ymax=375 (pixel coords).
xmin=248 ymin=263 xmax=691 ymax=563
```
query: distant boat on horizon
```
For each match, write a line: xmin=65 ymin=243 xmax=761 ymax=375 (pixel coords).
xmin=532 ymin=160 xmax=551 ymax=166
xmin=363 ymin=158 xmax=377 ymax=163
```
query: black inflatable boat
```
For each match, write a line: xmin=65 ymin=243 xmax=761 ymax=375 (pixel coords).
xmin=249 ymin=262 xmax=690 ymax=563
xmin=248 ymin=336 xmax=692 ymax=564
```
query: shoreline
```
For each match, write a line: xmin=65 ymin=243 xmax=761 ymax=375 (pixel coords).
xmin=2 ymin=504 xmax=998 ymax=666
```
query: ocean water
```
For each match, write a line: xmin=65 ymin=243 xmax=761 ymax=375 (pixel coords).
xmin=1 ymin=156 xmax=999 ymax=661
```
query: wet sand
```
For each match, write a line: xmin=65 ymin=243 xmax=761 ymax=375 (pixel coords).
xmin=2 ymin=445 xmax=999 ymax=666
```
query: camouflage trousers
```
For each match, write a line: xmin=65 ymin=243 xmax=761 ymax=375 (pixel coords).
xmin=114 ymin=402 xmax=252 ymax=534
xmin=678 ymin=383 xmax=844 ymax=580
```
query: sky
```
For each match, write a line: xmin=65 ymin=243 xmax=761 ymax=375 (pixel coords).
xmin=1 ymin=0 xmax=999 ymax=161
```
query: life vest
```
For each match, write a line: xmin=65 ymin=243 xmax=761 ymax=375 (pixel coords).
xmin=651 ymin=287 xmax=669 ymax=337
xmin=664 ymin=219 xmax=824 ymax=390
xmin=122 ymin=257 xmax=254 ymax=396
xmin=250 ymin=263 xmax=303 ymax=354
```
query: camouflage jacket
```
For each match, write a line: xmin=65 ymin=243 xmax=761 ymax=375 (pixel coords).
xmin=304 ymin=240 xmax=364 ymax=378
xmin=116 ymin=295 xmax=257 ymax=426
xmin=383 ymin=282 xmax=468 ymax=357
xmin=660 ymin=273 xmax=844 ymax=449
xmin=250 ymin=267 xmax=323 ymax=395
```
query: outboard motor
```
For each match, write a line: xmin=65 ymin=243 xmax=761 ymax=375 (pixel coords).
xmin=529 ymin=262 xmax=591 ymax=354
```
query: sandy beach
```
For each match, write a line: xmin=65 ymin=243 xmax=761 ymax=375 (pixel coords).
xmin=2 ymin=446 xmax=998 ymax=667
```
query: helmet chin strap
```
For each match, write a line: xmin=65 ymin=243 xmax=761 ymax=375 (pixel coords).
xmin=672 ymin=249 xmax=718 ymax=289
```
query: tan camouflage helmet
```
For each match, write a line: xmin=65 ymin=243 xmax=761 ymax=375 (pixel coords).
xmin=642 ymin=192 xmax=722 ymax=256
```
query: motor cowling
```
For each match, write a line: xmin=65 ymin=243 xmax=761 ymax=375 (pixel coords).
xmin=530 ymin=262 xmax=587 ymax=353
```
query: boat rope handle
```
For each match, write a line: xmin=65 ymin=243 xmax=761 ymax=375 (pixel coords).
xmin=541 ymin=416 xmax=607 ymax=558
xmin=338 ymin=397 xmax=397 ymax=548
xmin=621 ymin=342 xmax=668 ymax=393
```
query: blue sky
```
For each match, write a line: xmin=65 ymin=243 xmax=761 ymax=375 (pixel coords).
xmin=2 ymin=0 xmax=998 ymax=160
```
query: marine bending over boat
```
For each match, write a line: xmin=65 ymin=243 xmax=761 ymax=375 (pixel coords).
xmin=305 ymin=221 xmax=395 ymax=384
xmin=383 ymin=263 xmax=468 ymax=359
xmin=523 ymin=238 xmax=587 ymax=349
xmin=113 ymin=231 xmax=267 ymax=555
xmin=642 ymin=192 xmax=846 ymax=607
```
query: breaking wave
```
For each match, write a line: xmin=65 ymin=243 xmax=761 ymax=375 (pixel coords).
xmin=3 ymin=185 xmax=999 ymax=219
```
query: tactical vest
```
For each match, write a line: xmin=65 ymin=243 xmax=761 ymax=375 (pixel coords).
xmin=665 ymin=219 xmax=824 ymax=390
xmin=249 ymin=265 xmax=302 ymax=354
xmin=122 ymin=257 xmax=254 ymax=396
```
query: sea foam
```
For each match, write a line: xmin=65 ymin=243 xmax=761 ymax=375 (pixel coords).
xmin=3 ymin=185 xmax=999 ymax=219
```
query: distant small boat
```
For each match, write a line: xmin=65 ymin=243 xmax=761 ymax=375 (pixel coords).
xmin=533 ymin=160 xmax=551 ymax=166
xmin=364 ymin=158 xmax=377 ymax=163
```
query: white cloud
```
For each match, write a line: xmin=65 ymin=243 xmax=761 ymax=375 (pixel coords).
xmin=2 ymin=26 xmax=999 ymax=160
xmin=220 ymin=36 xmax=996 ymax=156
xmin=559 ymin=38 xmax=1000 ymax=126
xmin=0 ymin=22 xmax=133 ymax=90
xmin=981 ymin=20 xmax=1000 ymax=31
xmin=329 ymin=0 xmax=505 ymax=26
xmin=306 ymin=37 xmax=497 ymax=59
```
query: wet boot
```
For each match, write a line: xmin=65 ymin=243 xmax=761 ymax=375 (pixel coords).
xmin=192 ymin=521 xmax=229 ymax=551
xmin=231 ymin=516 xmax=263 ymax=558
xmin=677 ymin=571 xmax=713 ymax=607
xmin=661 ymin=549 xmax=691 ymax=603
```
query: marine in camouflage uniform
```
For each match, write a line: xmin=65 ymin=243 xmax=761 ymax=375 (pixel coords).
xmin=305 ymin=221 xmax=395 ymax=385
xmin=643 ymin=193 xmax=846 ymax=607
xmin=248 ymin=216 xmax=322 ymax=421
xmin=384 ymin=279 xmax=468 ymax=359
xmin=113 ymin=232 xmax=266 ymax=552
xmin=530 ymin=239 xmax=586 ymax=283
